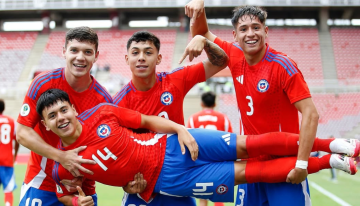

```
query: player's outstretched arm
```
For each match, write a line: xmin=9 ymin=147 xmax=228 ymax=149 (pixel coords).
xmin=287 ymin=98 xmax=319 ymax=184
xmin=58 ymin=186 xmax=94 ymax=206
xmin=179 ymin=35 xmax=228 ymax=79
xmin=140 ymin=114 xmax=199 ymax=161
xmin=16 ymin=124 xmax=95 ymax=177
xmin=185 ymin=0 xmax=217 ymax=41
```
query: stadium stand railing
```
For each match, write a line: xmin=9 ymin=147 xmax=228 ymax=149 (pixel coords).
xmin=1 ymin=0 xmax=360 ymax=10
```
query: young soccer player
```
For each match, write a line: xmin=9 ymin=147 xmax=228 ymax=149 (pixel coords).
xmin=186 ymin=1 xmax=320 ymax=205
xmin=0 ymin=99 xmax=19 ymax=206
xmin=187 ymin=91 xmax=233 ymax=206
xmin=40 ymin=89 xmax=358 ymax=204
xmin=16 ymin=26 xmax=112 ymax=206
xmin=113 ymin=31 xmax=229 ymax=205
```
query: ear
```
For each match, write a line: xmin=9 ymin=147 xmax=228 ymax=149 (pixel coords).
xmin=265 ymin=26 xmax=269 ymax=37
xmin=94 ymin=50 xmax=100 ymax=63
xmin=156 ymin=54 xmax=162 ymax=65
xmin=41 ymin=119 xmax=50 ymax=131
xmin=232 ymin=30 xmax=237 ymax=41
xmin=71 ymin=104 xmax=78 ymax=116
xmin=125 ymin=54 xmax=129 ymax=65
xmin=62 ymin=46 xmax=66 ymax=59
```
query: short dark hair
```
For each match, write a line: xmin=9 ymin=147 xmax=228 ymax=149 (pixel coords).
xmin=36 ymin=89 xmax=71 ymax=118
xmin=126 ymin=31 xmax=161 ymax=52
xmin=0 ymin=99 xmax=4 ymax=114
xmin=231 ymin=6 xmax=267 ymax=28
xmin=201 ymin=91 xmax=216 ymax=107
xmin=65 ymin=26 xmax=99 ymax=51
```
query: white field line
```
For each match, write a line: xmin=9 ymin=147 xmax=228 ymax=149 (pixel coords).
xmin=309 ymin=182 xmax=352 ymax=206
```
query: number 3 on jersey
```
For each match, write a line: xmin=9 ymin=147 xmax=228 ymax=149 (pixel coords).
xmin=246 ymin=96 xmax=254 ymax=116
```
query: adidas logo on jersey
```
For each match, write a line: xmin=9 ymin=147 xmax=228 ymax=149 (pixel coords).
xmin=222 ymin=133 xmax=231 ymax=145
xmin=236 ymin=75 xmax=244 ymax=84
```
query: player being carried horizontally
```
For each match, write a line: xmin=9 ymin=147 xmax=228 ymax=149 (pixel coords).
xmin=40 ymin=88 xmax=359 ymax=204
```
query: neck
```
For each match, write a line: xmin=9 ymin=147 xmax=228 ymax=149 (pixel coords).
xmin=65 ymin=68 xmax=92 ymax=93
xmin=203 ymin=107 xmax=214 ymax=111
xmin=131 ymin=74 xmax=157 ymax=91
xmin=244 ymin=45 xmax=267 ymax=66
xmin=61 ymin=120 xmax=83 ymax=147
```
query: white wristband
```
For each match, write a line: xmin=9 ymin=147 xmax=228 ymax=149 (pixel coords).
xmin=295 ymin=160 xmax=308 ymax=169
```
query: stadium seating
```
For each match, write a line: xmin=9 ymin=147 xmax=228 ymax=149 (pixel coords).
xmin=0 ymin=32 xmax=37 ymax=87
xmin=186 ymin=28 xmax=324 ymax=85
xmin=330 ymin=28 xmax=360 ymax=85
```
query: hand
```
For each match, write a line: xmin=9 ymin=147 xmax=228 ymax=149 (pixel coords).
xmin=77 ymin=186 xmax=94 ymax=206
xmin=286 ymin=167 xmax=308 ymax=184
xmin=179 ymin=35 xmax=206 ymax=64
xmin=185 ymin=0 xmax=205 ymax=26
xmin=60 ymin=177 xmax=83 ymax=193
xmin=123 ymin=173 xmax=147 ymax=194
xmin=177 ymin=126 xmax=199 ymax=161
xmin=59 ymin=146 xmax=96 ymax=177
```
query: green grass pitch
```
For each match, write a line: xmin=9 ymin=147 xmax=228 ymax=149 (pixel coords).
xmin=1 ymin=164 xmax=359 ymax=205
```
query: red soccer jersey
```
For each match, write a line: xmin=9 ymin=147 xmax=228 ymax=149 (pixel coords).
xmin=0 ymin=115 xmax=16 ymax=167
xmin=112 ymin=63 xmax=206 ymax=125
xmin=52 ymin=104 xmax=167 ymax=202
xmin=187 ymin=109 xmax=233 ymax=132
xmin=17 ymin=68 xmax=112 ymax=192
xmin=214 ymin=37 xmax=311 ymax=135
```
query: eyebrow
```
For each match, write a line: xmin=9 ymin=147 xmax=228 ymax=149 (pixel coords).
xmin=131 ymin=47 xmax=154 ymax=50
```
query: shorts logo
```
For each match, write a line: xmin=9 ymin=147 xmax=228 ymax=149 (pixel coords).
xmin=216 ymin=184 xmax=228 ymax=195
xmin=160 ymin=92 xmax=173 ymax=106
xmin=257 ymin=79 xmax=269 ymax=93
xmin=97 ymin=124 xmax=111 ymax=138
xmin=20 ymin=104 xmax=30 ymax=116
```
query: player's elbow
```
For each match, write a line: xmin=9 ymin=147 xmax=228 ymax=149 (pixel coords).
xmin=16 ymin=124 xmax=30 ymax=146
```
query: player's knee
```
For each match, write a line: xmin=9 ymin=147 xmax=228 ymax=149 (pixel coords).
xmin=236 ymin=135 xmax=247 ymax=158
xmin=234 ymin=161 xmax=247 ymax=185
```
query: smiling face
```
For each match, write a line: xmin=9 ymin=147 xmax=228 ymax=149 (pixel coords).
xmin=41 ymin=100 xmax=80 ymax=140
xmin=63 ymin=39 xmax=99 ymax=78
xmin=233 ymin=15 xmax=268 ymax=58
xmin=125 ymin=40 xmax=162 ymax=79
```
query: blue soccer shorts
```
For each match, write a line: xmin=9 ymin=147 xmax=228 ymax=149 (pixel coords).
xmin=122 ymin=192 xmax=196 ymax=206
xmin=19 ymin=185 xmax=64 ymax=206
xmin=154 ymin=128 xmax=237 ymax=202
xmin=236 ymin=180 xmax=311 ymax=206
xmin=0 ymin=166 xmax=17 ymax=193
xmin=19 ymin=184 xmax=98 ymax=206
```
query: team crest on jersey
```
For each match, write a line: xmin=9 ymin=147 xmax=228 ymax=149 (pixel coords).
xmin=257 ymin=79 xmax=269 ymax=93
xmin=20 ymin=104 xmax=30 ymax=116
xmin=216 ymin=184 xmax=228 ymax=195
xmin=160 ymin=92 xmax=173 ymax=106
xmin=97 ymin=124 xmax=111 ymax=138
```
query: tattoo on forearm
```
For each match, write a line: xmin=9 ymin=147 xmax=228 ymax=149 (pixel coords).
xmin=204 ymin=39 xmax=228 ymax=67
